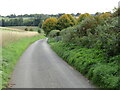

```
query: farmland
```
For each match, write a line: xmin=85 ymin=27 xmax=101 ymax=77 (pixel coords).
xmin=6 ymin=26 xmax=39 ymax=31
xmin=0 ymin=28 xmax=39 ymax=46
xmin=0 ymin=1 xmax=119 ymax=89
xmin=1 ymin=27 xmax=45 ymax=88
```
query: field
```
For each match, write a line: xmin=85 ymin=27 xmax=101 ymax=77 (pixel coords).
xmin=6 ymin=26 xmax=39 ymax=31
xmin=1 ymin=27 xmax=45 ymax=88
xmin=0 ymin=26 xmax=39 ymax=31
xmin=0 ymin=29 xmax=39 ymax=46
xmin=0 ymin=17 xmax=33 ymax=21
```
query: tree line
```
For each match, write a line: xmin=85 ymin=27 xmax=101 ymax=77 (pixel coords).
xmin=0 ymin=13 xmax=81 ymax=27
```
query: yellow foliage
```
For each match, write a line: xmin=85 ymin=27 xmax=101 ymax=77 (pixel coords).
xmin=77 ymin=13 xmax=91 ymax=22
xmin=42 ymin=17 xmax=57 ymax=35
xmin=57 ymin=14 xmax=76 ymax=30
xmin=99 ymin=12 xmax=112 ymax=19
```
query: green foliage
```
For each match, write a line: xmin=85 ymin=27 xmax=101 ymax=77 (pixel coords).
xmin=2 ymin=35 xmax=46 ymax=88
xmin=113 ymin=7 xmax=120 ymax=17
xmin=0 ymin=14 xmax=49 ymax=26
xmin=99 ymin=12 xmax=112 ymax=20
xmin=49 ymin=30 xmax=60 ymax=38
xmin=91 ymin=63 xmax=119 ymax=88
xmin=57 ymin=14 xmax=76 ymax=30
xmin=77 ymin=16 xmax=99 ymax=36
xmin=49 ymin=41 xmax=119 ymax=88
xmin=60 ymin=16 xmax=120 ymax=56
xmin=48 ymin=14 xmax=120 ymax=88
xmin=60 ymin=27 xmax=76 ymax=43
xmin=77 ymin=13 xmax=91 ymax=23
xmin=42 ymin=17 xmax=57 ymax=35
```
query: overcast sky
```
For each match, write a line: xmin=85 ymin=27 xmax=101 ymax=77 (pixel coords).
xmin=0 ymin=0 xmax=119 ymax=16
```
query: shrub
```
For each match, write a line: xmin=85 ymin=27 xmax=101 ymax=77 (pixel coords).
xmin=37 ymin=29 xmax=41 ymax=33
xmin=49 ymin=41 xmax=119 ymax=88
xmin=76 ymin=16 xmax=98 ymax=36
xmin=91 ymin=64 xmax=119 ymax=88
xmin=60 ymin=27 xmax=76 ymax=43
xmin=42 ymin=17 xmax=57 ymax=35
xmin=25 ymin=28 xmax=28 ymax=31
xmin=60 ymin=16 xmax=120 ymax=56
xmin=49 ymin=30 xmax=60 ymax=38
xmin=94 ymin=17 xmax=120 ymax=56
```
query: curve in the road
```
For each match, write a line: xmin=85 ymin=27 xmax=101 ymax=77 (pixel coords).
xmin=9 ymin=39 xmax=95 ymax=88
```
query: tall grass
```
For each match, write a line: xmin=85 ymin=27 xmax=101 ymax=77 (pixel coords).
xmin=0 ymin=27 xmax=24 ymax=32
xmin=1 ymin=30 xmax=39 ymax=46
xmin=0 ymin=28 xmax=45 ymax=88
xmin=6 ymin=26 xmax=38 ymax=31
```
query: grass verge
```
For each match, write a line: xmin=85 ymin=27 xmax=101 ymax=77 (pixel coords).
xmin=2 ymin=35 xmax=45 ymax=88
xmin=48 ymin=40 xmax=119 ymax=89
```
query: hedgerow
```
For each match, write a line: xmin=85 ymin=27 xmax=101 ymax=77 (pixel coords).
xmin=48 ymin=41 xmax=119 ymax=88
xmin=48 ymin=8 xmax=120 ymax=89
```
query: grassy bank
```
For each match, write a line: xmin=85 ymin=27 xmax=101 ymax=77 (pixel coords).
xmin=48 ymin=40 xmax=119 ymax=89
xmin=2 ymin=35 xmax=45 ymax=88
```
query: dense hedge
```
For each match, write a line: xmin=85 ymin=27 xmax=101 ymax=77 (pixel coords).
xmin=48 ymin=30 xmax=60 ymax=38
xmin=60 ymin=17 xmax=120 ymax=56
xmin=48 ymin=9 xmax=120 ymax=89
xmin=48 ymin=41 xmax=119 ymax=88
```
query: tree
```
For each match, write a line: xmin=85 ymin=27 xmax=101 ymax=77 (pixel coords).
xmin=38 ymin=19 xmax=44 ymax=28
xmin=99 ymin=12 xmax=112 ymax=19
xmin=77 ymin=13 xmax=91 ymax=23
xmin=56 ymin=14 xmax=76 ymax=30
xmin=66 ymin=14 xmax=77 ymax=25
xmin=42 ymin=17 xmax=57 ymax=35
xmin=2 ymin=19 xmax=5 ymax=27
xmin=113 ymin=7 xmax=120 ymax=17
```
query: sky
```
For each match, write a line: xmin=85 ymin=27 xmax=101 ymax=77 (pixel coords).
xmin=0 ymin=0 xmax=119 ymax=16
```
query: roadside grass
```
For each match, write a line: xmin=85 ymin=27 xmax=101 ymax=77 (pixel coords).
xmin=48 ymin=40 xmax=119 ymax=89
xmin=2 ymin=35 xmax=45 ymax=88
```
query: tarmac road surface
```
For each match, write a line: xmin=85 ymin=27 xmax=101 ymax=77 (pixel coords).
xmin=9 ymin=39 xmax=95 ymax=88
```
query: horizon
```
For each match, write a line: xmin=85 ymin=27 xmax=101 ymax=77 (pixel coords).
xmin=0 ymin=0 xmax=119 ymax=16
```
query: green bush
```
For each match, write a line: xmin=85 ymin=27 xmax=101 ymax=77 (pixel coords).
xmin=49 ymin=41 xmax=119 ymax=88
xmin=91 ymin=63 xmax=119 ymax=88
xmin=60 ymin=16 xmax=120 ymax=56
xmin=48 ymin=11 xmax=120 ymax=89
xmin=38 ymin=29 xmax=41 ymax=33
xmin=77 ymin=13 xmax=91 ymax=23
xmin=60 ymin=27 xmax=76 ymax=43
xmin=49 ymin=30 xmax=60 ymax=38
xmin=25 ymin=28 xmax=28 ymax=31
